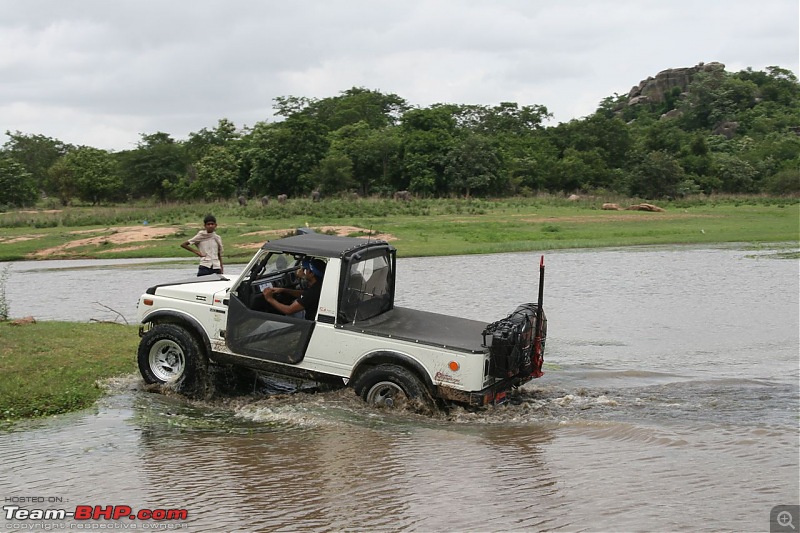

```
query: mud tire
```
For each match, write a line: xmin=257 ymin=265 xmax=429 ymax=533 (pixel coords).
xmin=137 ymin=324 xmax=209 ymax=398
xmin=352 ymin=364 xmax=432 ymax=411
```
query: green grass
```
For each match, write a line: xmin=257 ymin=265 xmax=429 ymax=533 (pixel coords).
xmin=1 ymin=195 xmax=798 ymax=261
xmin=0 ymin=322 xmax=138 ymax=424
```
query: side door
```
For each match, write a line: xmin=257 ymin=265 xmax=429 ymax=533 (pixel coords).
xmin=225 ymin=251 xmax=314 ymax=364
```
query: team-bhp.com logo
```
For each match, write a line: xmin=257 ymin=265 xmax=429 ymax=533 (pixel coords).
xmin=3 ymin=504 xmax=188 ymax=529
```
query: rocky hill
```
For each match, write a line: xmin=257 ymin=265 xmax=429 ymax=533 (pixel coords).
xmin=627 ymin=61 xmax=726 ymax=106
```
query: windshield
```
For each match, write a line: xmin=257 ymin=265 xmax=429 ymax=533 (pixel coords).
xmin=261 ymin=252 xmax=297 ymax=275
xmin=247 ymin=251 xmax=298 ymax=278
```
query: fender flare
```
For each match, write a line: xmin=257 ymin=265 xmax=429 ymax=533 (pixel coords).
xmin=351 ymin=350 xmax=434 ymax=391
xmin=140 ymin=309 xmax=212 ymax=357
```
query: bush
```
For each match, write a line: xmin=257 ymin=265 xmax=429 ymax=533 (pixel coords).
xmin=0 ymin=158 xmax=38 ymax=208
xmin=763 ymin=168 xmax=800 ymax=195
xmin=0 ymin=264 xmax=9 ymax=321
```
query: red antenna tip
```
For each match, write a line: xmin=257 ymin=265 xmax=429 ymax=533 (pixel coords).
xmin=540 ymin=255 xmax=544 ymax=267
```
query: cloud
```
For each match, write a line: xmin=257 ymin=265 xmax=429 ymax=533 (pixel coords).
xmin=1 ymin=0 xmax=797 ymax=151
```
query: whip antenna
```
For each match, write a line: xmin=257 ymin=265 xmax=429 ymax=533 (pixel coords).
xmin=532 ymin=255 xmax=545 ymax=378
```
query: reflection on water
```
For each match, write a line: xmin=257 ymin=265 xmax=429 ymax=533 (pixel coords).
xmin=1 ymin=244 xmax=798 ymax=532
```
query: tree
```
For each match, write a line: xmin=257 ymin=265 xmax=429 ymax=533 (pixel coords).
xmin=712 ymin=153 xmax=758 ymax=193
xmin=680 ymin=70 xmax=759 ymax=130
xmin=763 ymin=168 xmax=800 ymax=194
xmin=189 ymin=146 xmax=239 ymax=200
xmin=311 ymin=153 xmax=355 ymax=195
xmin=74 ymin=148 xmax=122 ymax=204
xmin=278 ymin=88 xmax=410 ymax=131
xmin=548 ymin=114 xmax=632 ymax=191
xmin=363 ymin=127 xmax=403 ymax=193
xmin=444 ymin=134 xmax=505 ymax=197
xmin=46 ymin=158 xmax=78 ymax=206
xmin=454 ymin=102 xmax=551 ymax=135
xmin=244 ymin=118 xmax=329 ymax=196
xmin=628 ymin=150 xmax=685 ymax=199
xmin=400 ymin=106 xmax=460 ymax=196
xmin=118 ymin=132 xmax=187 ymax=201
xmin=326 ymin=122 xmax=402 ymax=195
xmin=328 ymin=121 xmax=375 ymax=195
xmin=0 ymin=156 xmax=38 ymax=207
xmin=641 ymin=120 xmax=688 ymax=155
xmin=737 ymin=66 xmax=800 ymax=106
xmin=50 ymin=147 xmax=122 ymax=205
xmin=548 ymin=148 xmax=594 ymax=193
xmin=272 ymin=95 xmax=315 ymax=118
xmin=507 ymin=151 xmax=558 ymax=194
xmin=184 ymin=118 xmax=240 ymax=161
xmin=2 ymin=131 xmax=72 ymax=194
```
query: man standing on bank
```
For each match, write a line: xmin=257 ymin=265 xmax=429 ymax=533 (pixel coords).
xmin=181 ymin=214 xmax=224 ymax=276
xmin=262 ymin=258 xmax=326 ymax=320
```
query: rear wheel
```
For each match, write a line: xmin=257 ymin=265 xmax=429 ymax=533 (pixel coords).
xmin=352 ymin=364 xmax=432 ymax=411
xmin=137 ymin=324 xmax=209 ymax=397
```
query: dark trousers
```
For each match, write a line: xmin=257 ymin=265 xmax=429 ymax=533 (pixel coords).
xmin=198 ymin=266 xmax=222 ymax=276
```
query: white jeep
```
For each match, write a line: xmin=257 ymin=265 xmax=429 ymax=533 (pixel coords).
xmin=136 ymin=232 xmax=547 ymax=409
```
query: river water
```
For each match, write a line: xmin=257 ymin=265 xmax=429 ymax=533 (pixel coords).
xmin=1 ymin=244 xmax=798 ymax=532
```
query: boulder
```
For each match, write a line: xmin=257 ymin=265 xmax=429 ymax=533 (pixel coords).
xmin=10 ymin=316 xmax=36 ymax=326
xmin=626 ymin=203 xmax=665 ymax=212
xmin=628 ymin=62 xmax=725 ymax=105
xmin=713 ymin=121 xmax=739 ymax=139
xmin=602 ymin=203 xmax=621 ymax=210
xmin=660 ymin=109 xmax=683 ymax=121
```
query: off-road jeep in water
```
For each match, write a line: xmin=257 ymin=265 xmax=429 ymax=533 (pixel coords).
xmin=136 ymin=232 xmax=547 ymax=409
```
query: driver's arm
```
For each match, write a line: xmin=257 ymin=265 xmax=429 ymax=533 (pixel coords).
xmin=262 ymin=288 xmax=304 ymax=315
xmin=270 ymin=287 xmax=302 ymax=298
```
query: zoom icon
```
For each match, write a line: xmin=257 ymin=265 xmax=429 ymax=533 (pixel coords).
xmin=772 ymin=505 xmax=799 ymax=533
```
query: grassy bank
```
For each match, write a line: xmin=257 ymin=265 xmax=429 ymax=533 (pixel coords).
xmin=0 ymin=322 xmax=138 ymax=424
xmin=0 ymin=195 xmax=798 ymax=261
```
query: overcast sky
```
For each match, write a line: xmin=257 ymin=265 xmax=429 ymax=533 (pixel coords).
xmin=1 ymin=0 xmax=798 ymax=152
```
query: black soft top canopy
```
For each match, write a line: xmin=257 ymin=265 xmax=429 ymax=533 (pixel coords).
xmin=260 ymin=233 xmax=392 ymax=259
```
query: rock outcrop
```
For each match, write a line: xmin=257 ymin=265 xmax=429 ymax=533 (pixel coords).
xmin=627 ymin=62 xmax=725 ymax=106
xmin=626 ymin=203 xmax=665 ymax=212
xmin=10 ymin=316 xmax=36 ymax=326
xmin=602 ymin=203 xmax=664 ymax=212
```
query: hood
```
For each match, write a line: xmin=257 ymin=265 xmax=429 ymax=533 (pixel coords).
xmin=149 ymin=277 xmax=233 ymax=305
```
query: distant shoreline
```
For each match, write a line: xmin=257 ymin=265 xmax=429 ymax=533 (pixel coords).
xmin=1 ymin=196 xmax=797 ymax=262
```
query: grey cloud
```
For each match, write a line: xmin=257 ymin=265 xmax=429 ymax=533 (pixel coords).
xmin=1 ymin=0 xmax=797 ymax=150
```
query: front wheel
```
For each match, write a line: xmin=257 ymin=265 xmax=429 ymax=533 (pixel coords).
xmin=352 ymin=364 xmax=433 ymax=412
xmin=137 ymin=324 xmax=208 ymax=397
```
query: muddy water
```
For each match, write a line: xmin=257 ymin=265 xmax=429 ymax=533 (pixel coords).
xmin=1 ymin=245 xmax=798 ymax=532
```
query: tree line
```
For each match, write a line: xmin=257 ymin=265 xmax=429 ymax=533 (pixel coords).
xmin=1 ymin=65 xmax=798 ymax=209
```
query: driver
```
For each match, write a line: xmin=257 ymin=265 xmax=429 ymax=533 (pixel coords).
xmin=262 ymin=258 xmax=326 ymax=320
